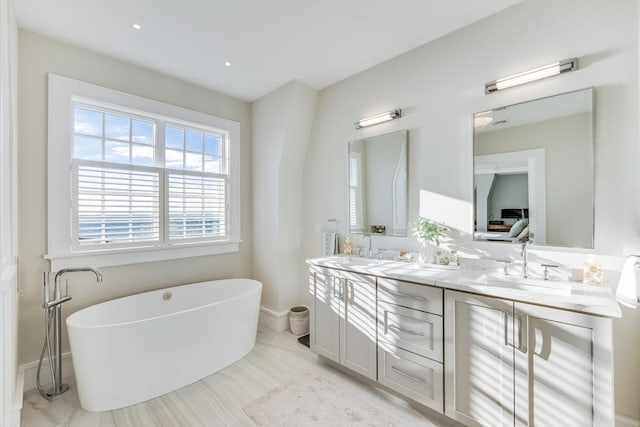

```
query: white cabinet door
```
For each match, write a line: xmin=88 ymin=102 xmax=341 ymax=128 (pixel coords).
xmin=310 ymin=268 xmax=340 ymax=362
xmin=310 ymin=267 xmax=376 ymax=380
xmin=340 ymin=273 xmax=377 ymax=380
xmin=514 ymin=303 xmax=614 ymax=427
xmin=444 ymin=290 xmax=515 ymax=427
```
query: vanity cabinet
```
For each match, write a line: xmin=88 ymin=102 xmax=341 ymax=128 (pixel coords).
xmin=377 ymin=278 xmax=444 ymax=412
xmin=444 ymin=290 xmax=614 ymax=427
xmin=309 ymin=260 xmax=615 ymax=426
xmin=309 ymin=266 xmax=377 ymax=380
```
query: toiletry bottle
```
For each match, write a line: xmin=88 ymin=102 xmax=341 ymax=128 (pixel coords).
xmin=583 ymin=263 xmax=603 ymax=286
xmin=343 ymin=237 xmax=353 ymax=256
xmin=449 ymin=250 xmax=459 ymax=266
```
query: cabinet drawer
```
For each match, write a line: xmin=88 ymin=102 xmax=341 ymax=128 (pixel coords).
xmin=378 ymin=278 xmax=442 ymax=315
xmin=378 ymin=341 xmax=444 ymax=412
xmin=378 ymin=301 xmax=443 ymax=362
xmin=311 ymin=266 xmax=376 ymax=287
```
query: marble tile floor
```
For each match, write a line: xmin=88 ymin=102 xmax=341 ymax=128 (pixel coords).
xmin=22 ymin=328 xmax=455 ymax=426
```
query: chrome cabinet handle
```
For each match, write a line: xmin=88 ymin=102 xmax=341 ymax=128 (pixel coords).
xmin=503 ymin=311 xmax=509 ymax=347
xmin=517 ymin=313 xmax=528 ymax=353
xmin=342 ymin=280 xmax=353 ymax=304
xmin=391 ymin=365 xmax=426 ymax=383
xmin=385 ymin=289 xmax=426 ymax=301
xmin=332 ymin=277 xmax=343 ymax=299
xmin=388 ymin=322 xmax=425 ymax=337
xmin=349 ymin=281 xmax=355 ymax=305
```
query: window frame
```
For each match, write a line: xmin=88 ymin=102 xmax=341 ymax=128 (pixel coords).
xmin=47 ymin=74 xmax=241 ymax=269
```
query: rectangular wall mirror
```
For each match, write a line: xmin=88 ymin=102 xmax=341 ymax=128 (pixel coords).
xmin=473 ymin=88 xmax=594 ymax=248
xmin=349 ymin=130 xmax=408 ymax=236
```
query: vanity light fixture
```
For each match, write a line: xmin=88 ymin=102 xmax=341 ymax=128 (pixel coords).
xmin=355 ymin=109 xmax=401 ymax=129
xmin=485 ymin=58 xmax=578 ymax=94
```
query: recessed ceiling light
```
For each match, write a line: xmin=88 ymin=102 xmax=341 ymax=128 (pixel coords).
xmin=225 ymin=62 xmax=231 ymax=67
xmin=132 ymin=23 xmax=142 ymax=30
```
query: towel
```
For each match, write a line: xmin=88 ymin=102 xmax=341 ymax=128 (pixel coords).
xmin=322 ymin=232 xmax=338 ymax=256
xmin=616 ymin=256 xmax=639 ymax=308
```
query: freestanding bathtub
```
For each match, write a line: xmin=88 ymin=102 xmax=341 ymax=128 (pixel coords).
xmin=66 ymin=278 xmax=262 ymax=412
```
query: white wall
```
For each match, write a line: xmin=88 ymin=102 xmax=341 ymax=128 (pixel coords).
xmin=487 ymin=173 xmax=528 ymax=223
xmin=302 ymin=1 xmax=639 ymax=419
xmin=0 ymin=0 xmax=19 ymax=424
xmin=252 ymin=80 xmax=318 ymax=313
xmin=17 ymin=30 xmax=253 ymax=365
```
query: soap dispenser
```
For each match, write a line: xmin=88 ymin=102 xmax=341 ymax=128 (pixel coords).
xmin=343 ymin=237 xmax=353 ymax=256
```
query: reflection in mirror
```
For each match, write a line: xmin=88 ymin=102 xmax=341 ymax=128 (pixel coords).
xmin=349 ymin=130 xmax=408 ymax=236
xmin=473 ymin=88 xmax=594 ymax=248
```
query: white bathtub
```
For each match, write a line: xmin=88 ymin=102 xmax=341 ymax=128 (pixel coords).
xmin=66 ymin=278 xmax=262 ymax=412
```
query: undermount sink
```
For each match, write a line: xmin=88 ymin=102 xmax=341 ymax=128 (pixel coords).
xmin=473 ymin=272 xmax=573 ymax=295
xmin=333 ymin=256 xmax=388 ymax=267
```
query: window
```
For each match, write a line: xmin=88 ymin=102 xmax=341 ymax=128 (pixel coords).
xmin=349 ymin=151 xmax=364 ymax=233
xmin=47 ymin=74 xmax=241 ymax=269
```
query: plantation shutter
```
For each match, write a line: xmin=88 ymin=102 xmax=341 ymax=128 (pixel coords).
xmin=73 ymin=160 xmax=161 ymax=247
xmin=167 ymin=171 xmax=227 ymax=241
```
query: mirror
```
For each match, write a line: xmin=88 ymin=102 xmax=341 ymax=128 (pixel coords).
xmin=473 ymin=88 xmax=594 ymax=248
xmin=349 ymin=130 xmax=408 ymax=236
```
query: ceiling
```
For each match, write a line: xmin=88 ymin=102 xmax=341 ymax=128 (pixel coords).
xmin=16 ymin=0 xmax=521 ymax=102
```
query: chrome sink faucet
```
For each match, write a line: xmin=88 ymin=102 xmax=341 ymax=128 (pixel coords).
xmin=520 ymin=233 xmax=534 ymax=279
xmin=521 ymin=242 xmax=530 ymax=278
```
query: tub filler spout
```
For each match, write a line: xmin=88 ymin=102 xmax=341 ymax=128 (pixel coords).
xmin=37 ymin=267 xmax=103 ymax=400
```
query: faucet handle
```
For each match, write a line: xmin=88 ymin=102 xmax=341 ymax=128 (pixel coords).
xmin=495 ymin=259 xmax=511 ymax=275
xmin=541 ymin=263 xmax=559 ymax=281
xmin=375 ymin=248 xmax=386 ymax=260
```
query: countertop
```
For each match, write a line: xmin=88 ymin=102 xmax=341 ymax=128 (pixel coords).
xmin=308 ymin=256 xmax=622 ymax=318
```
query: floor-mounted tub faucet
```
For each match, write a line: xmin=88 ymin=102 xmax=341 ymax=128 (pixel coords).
xmin=37 ymin=267 xmax=103 ymax=400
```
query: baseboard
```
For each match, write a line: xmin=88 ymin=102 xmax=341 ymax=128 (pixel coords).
xmin=20 ymin=352 xmax=74 ymax=393
xmin=10 ymin=363 xmax=25 ymax=427
xmin=8 ymin=408 xmax=20 ymax=427
xmin=259 ymin=306 xmax=289 ymax=332
xmin=617 ymin=413 xmax=640 ymax=427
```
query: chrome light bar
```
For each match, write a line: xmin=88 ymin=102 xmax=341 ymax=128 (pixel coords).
xmin=485 ymin=58 xmax=578 ymax=94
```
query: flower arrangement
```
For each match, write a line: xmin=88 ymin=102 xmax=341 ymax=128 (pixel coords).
xmin=412 ymin=217 xmax=448 ymax=246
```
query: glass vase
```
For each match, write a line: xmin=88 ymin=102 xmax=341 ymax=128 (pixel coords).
xmin=418 ymin=241 xmax=435 ymax=264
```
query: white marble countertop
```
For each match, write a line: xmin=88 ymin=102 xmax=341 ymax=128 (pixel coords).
xmin=308 ymin=256 xmax=622 ymax=318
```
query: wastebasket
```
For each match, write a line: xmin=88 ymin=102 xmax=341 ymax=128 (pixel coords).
xmin=289 ymin=306 xmax=309 ymax=336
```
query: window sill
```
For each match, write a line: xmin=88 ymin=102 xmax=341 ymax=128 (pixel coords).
xmin=45 ymin=241 xmax=241 ymax=270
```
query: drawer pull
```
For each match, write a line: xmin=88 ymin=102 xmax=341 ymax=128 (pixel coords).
xmin=391 ymin=365 xmax=426 ymax=383
xmin=389 ymin=322 xmax=424 ymax=337
xmin=385 ymin=289 xmax=426 ymax=301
